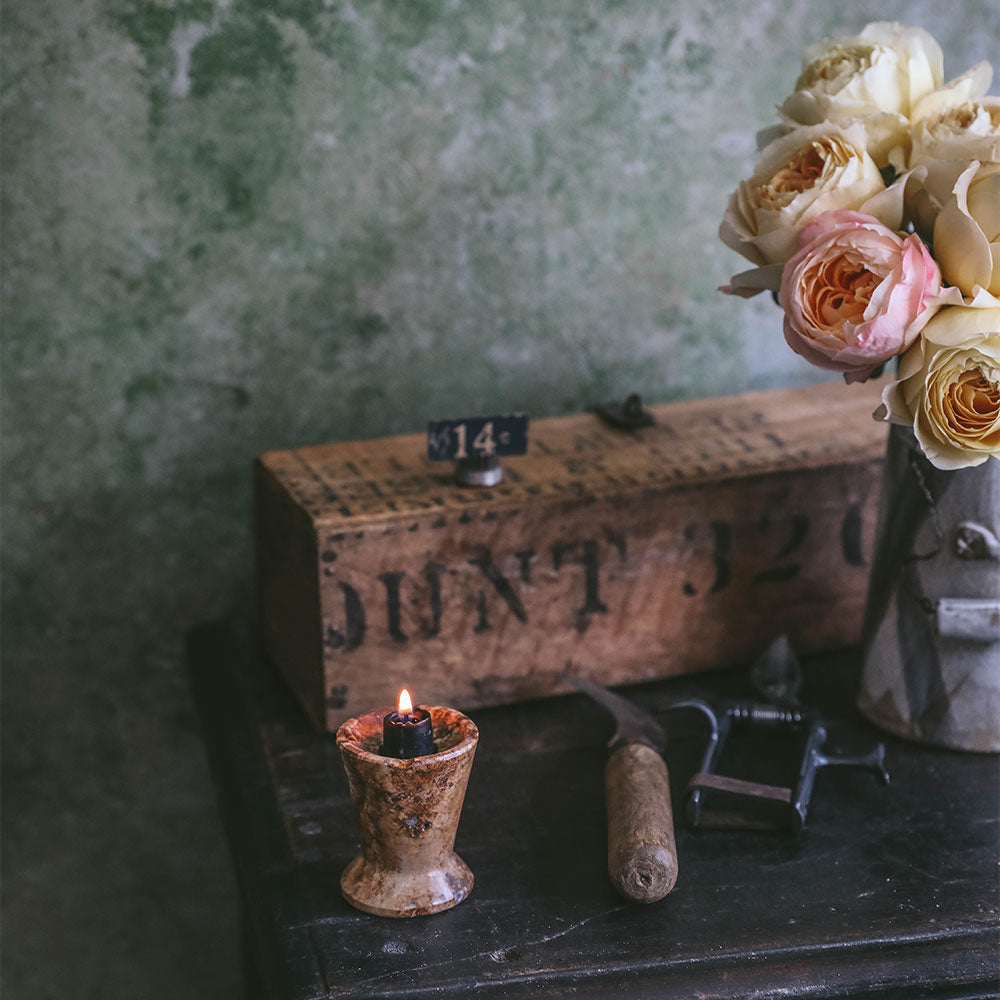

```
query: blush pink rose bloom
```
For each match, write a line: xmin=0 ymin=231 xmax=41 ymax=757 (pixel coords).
xmin=779 ymin=210 xmax=943 ymax=383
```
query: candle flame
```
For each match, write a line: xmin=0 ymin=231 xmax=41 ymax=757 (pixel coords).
xmin=397 ymin=688 xmax=413 ymax=715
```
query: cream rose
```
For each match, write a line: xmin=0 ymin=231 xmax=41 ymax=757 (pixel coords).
xmin=779 ymin=22 xmax=944 ymax=166
xmin=918 ymin=94 xmax=1000 ymax=160
xmin=911 ymin=61 xmax=994 ymax=124
xmin=719 ymin=123 xmax=885 ymax=294
xmin=908 ymin=61 xmax=999 ymax=209
xmin=881 ymin=305 xmax=1000 ymax=469
xmin=913 ymin=95 xmax=1000 ymax=206
xmin=905 ymin=90 xmax=1000 ymax=240
xmin=779 ymin=210 xmax=942 ymax=382
xmin=934 ymin=161 xmax=1000 ymax=298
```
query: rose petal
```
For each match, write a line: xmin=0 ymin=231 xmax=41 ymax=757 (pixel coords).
xmin=934 ymin=161 xmax=999 ymax=296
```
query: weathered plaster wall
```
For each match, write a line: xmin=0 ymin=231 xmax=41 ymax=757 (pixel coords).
xmin=2 ymin=1 xmax=995 ymax=994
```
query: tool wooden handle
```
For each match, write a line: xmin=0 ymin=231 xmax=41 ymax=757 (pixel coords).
xmin=605 ymin=743 xmax=678 ymax=903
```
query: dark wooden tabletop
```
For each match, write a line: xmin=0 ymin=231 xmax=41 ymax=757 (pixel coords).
xmin=187 ymin=622 xmax=1000 ymax=1000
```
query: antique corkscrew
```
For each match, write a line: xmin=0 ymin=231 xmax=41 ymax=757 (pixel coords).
xmin=675 ymin=637 xmax=889 ymax=833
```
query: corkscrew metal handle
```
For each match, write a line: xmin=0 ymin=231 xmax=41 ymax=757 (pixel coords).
xmin=674 ymin=698 xmax=889 ymax=833
xmin=815 ymin=743 xmax=890 ymax=783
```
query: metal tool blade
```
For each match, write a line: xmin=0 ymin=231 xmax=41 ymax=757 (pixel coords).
xmin=571 ymin=676 xmax=666 ymax=754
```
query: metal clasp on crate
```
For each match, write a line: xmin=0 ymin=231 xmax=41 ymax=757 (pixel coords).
xmin=591 ymin=393 xmax=654 ymax=430
xmin=426 ymin=414 xmax=529 ymax=487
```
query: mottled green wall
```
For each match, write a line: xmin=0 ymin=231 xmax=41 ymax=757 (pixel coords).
xmin=2 ymin=1 xmax=996 ymax=995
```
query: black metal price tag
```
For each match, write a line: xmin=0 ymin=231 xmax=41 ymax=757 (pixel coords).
xmin=426 ymin=414 xmax=529 ymax=462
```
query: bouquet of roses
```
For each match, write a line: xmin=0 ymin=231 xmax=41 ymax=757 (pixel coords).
xmin=719 ymin=22 xmax=999 ymax=470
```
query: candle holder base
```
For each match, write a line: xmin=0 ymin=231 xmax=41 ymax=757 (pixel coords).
xmin=340 ymin=853 xmax=474 ymax=918
xmin=336 ymin=706 xmax=478 ymax=918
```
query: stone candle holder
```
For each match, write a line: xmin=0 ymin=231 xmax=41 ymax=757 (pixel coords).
xmin=336 ymin=706 xmax=478 ymax=917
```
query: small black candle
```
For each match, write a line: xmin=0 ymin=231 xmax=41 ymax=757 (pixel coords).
xmin=381 ymin=688 xmax=434 ymax=759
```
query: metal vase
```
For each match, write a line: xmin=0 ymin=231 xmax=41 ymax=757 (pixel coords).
xmin=859 ymin=424 xmax=1000 ymax=752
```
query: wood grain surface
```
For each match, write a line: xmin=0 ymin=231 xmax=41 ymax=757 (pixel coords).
xmin=256 ymin=381 xmax=887 ymax=729
xmin=187 ymin=623 xmax=1000 ymax=1000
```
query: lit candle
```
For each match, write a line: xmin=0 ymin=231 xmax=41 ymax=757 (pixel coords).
xmin=381 ymin=688 xmax=434 ymax=758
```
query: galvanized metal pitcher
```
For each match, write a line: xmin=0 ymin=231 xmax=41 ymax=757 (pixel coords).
xmin=859 ymin=424 xmax=1000 ymax=752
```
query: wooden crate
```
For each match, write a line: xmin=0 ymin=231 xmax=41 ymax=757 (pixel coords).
xmin=255 ymin=381 xmax=886 ymax=730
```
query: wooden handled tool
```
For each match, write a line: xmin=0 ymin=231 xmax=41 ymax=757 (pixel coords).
xmin=572 ymin=677 xmax=678 ymax=903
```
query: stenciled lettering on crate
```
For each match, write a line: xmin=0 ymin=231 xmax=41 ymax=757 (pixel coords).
xmin=256 ymin=382 xmax=887 ymax=731
xmin=324 ymin=500 xmax=868 ymax=651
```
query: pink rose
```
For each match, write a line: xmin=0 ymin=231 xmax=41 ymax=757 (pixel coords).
xmin=779 ymin=210 xmax=943 ymax=383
